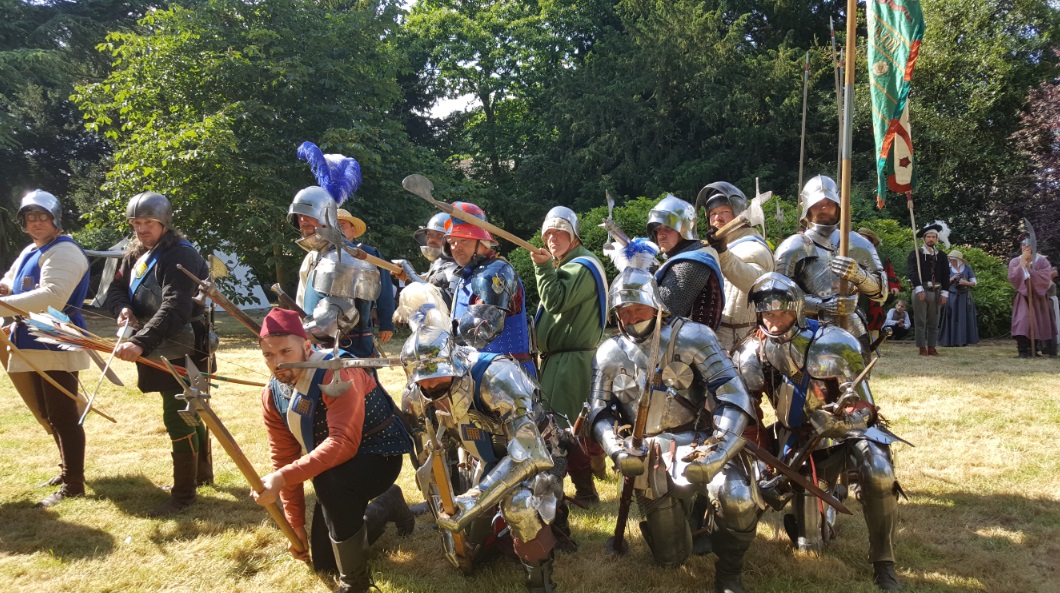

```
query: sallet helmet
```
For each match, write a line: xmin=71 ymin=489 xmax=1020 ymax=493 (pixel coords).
xmin=697 ymin=182 xmax=749 ymax=218
xmin=608 ymin=267 xmax=667 ymax=341
xmin=400 ymin=325 xmax=468 ymax=386
xmin=541 ymin=206 xmax=580 ymax=241
xmin=126 ymin=192 xmax=173 ymax=228
xmin=647 ymin=194 xmax=698 ymax=241
xmin=800 ymin=175 xmax=840 ymax=223
xmin=414 ymin=212 xmax=450 ymax=261
xmin=287 ymin=186 xmax=338 ymax=230
xmin=18 ymin=190 xmax=63 ymax=230
xmin=446 ymin=202 xmax=495 ymax=244
xmin=748 ymin=272 xmax=806 ymax=342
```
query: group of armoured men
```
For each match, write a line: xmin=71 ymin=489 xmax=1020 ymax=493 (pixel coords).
xmin=1 ymin=144 xmax=906 ymax=593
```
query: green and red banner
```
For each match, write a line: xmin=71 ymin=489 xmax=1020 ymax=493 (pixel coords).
xmin=868 ymin=0 xmax=925 ymax=207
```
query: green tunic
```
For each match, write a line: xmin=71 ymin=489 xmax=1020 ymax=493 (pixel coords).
xmin=533 ymin=244 xmax=607 ymax=422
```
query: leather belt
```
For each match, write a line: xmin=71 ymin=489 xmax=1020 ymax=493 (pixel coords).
xmin=363 ymin=414 xmax=396 ymax=439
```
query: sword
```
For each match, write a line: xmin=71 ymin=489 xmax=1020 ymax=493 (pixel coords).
xmin=277 ymin=357 xmax=402 ymax=371
xmin=78 ymin=319 xmax=133 ymax=426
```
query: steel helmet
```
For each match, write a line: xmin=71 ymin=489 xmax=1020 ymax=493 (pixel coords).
xmin=541 ymin=206 xmax=580 ymax=240
xmin=697 ymin=182 xmax=749 ymax=217
xmin=799 ymin=175 xmax=840 ymax=223
xmin=647 ymin=194 xmax=698 ymax=241
xmin=287 ymin=186 xmax=337 ymax=230
xmin=126 ymin=192 xmax=173 ymax=228
xmin=400 ymin=325 xmax=468 ymax=385
xmin=749 ymin=272 xmax=806 ymax=340
xmin=446 ymin=202 xmax=494 ymax=244
xmin=18 ymin=190 xmax=63 ymax=230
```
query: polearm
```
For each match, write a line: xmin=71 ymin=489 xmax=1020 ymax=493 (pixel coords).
xmin=608 ymin=307 xmax=665 ymax=555
xmin=161 ymin=357 xmax=307 ymax=556
xmin=176 ymin=264 xmax=261 ymax=336
xmin=402 ymin=174 xmax=549 ymax=257
xmin=425 ymin=414 xmax=473 ymax=573
xmin=831 ymin=18 xmax=843 ymax=184
xmin=798 ymin=51 xmax=810 ymax=208
xmin=270 ymin=284 xmax=308 ymax=319
xmin=836 ymin=0 xmax=858 ymax=331
xmin=906 ymin=193 xmax=924 ymax=302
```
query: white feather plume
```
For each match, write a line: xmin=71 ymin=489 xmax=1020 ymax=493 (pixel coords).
xmin=929 ymin=220 xmax=952 ymax=249
xmin=394 ymin=282 xmax=450 ymax=331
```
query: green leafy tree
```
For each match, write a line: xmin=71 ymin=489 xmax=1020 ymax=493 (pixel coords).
xmin=73 ymin=0 xmax=441 ymax=301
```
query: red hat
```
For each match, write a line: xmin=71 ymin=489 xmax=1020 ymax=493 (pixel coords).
xmin=260 ymin=308 xmax=307 ymax=340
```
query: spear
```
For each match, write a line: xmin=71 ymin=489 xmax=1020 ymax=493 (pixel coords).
xmin=798 ymin=51 xmax=810 ymax=210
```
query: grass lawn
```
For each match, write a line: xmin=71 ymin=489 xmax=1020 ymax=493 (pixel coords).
xmin=1 ymin=314 xmax=1058 ymax=593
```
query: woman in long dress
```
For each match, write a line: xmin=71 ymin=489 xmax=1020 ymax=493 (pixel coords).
xmin=939 ymin=250 xmax=980 ymax=346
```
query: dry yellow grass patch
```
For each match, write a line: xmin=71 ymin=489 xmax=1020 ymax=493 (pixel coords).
xmin=1 ymin=316 xmax=1057 ymax=593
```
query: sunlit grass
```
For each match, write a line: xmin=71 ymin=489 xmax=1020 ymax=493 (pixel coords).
xmin=1 ymin=317 xmax=1057 ymax=592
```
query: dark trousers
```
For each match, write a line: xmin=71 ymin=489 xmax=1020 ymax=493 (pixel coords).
xmin=309 ymin=452 xmax=403 ymax=572
xmin=10 ymin=371 xmax=86 ymax=489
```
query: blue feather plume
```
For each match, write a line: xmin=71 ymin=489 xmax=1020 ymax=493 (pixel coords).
xmin=297 ymin=141 xmax=362 ymax=205
xmin=622 ymin=237 xmax=659 ymax=260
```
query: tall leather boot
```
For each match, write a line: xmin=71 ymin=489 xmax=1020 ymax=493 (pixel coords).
xmin=332 ymin=524 xmax=371 ymax=593
xmin=197 ymin=431 xmax=214 ymax=487
xmin=149 ymin=452 xmax=197 ymax=517
xmin=522 ymin=552 xmax=558 ymax=593
xmin=712 ymin=527 xmax=755 ymax=593
xmin=568 ymin=468 xmax=599 ymax=507
xmin=364 ymin=484 xmax=415 ymax=543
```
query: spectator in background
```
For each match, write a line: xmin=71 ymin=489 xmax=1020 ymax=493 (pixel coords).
xmin=939 ymin=250 xmax=979 ymax=347
xmin=883 ymin=300 xmax=911 ymax=341
xmin=858 ymin=227 xmax=901 ymax=341
xmin=1007 ymin=234 xmax=1058 ymax=358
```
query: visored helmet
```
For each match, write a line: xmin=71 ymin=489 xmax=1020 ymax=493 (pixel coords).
xmin=749 ymin=272 xmax=806 ymax=340
xmin=400 ymin=325 xmax=468 ymax=385
xmin=18 ymin=190 xmax=62 ymax=230
xmin=415 ymin=212 xmax=450 ymax=261
xmin=647 ymin=194 xmax=698 ymax=241
xmin=287 ymin=186 xmax=337 ymax=230
xmin=447 ymin=202 xmax=494 ymax=244
xmin=541 ymin=206 xmax=580 ymax=240
xmin=800 ymin=175 xmax=840 ymax=223
xmin=696 ymin=182 xmax=749 ymax=217
xmin=126 ymin=192 xmax=173 ymax=228
xmin=608 ymin=267 xmax=667 ymax=341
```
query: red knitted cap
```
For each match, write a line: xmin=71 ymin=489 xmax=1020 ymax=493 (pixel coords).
xmin=259 ymin=308 xmax=307 ymax=340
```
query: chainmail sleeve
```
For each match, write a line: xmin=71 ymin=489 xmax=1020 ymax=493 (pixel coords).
xmin=657 ymin=260 xmax=712 ymax=318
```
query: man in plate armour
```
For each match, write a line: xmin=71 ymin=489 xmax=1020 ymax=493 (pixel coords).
xmin=290 ymin=142 xmax=383 ymax=352
xmin=774 ymin=175 xmax=887 ymax=356
xmin=732 ymin=272 xmax=903 ymax=591
xmin=401 ymin=320 xmax=566 ymax=592
xmin=588 ymin=240 xmax=759 ymax=593
xmin=446 ymin=201 xmax=536 ymax=377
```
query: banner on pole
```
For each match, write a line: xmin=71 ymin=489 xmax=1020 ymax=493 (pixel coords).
xmin=868 ymin=0 xmax=925 ymax=208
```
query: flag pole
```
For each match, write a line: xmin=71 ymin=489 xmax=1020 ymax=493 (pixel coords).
xmin=831 ymin=16 xmax=843 ymax=184
xmin=906 ymin=192 xmax=923 ymax=291
xmin=837 ymin=0 xmax=857 ymax=331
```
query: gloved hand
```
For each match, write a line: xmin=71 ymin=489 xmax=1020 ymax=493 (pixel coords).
xmin=821 ymin=294 xmax=858 ymax=317
xmin=705 ymin=227 xmax=728 ymax=254
xmin=612 ymin=446 xmax=647 ymax=477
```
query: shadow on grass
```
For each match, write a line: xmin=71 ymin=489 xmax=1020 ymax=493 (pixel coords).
xmin=0 ymin=500 xmax=115 ymax=559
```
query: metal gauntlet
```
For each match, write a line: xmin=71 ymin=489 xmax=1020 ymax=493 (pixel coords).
xmin=829 ymin=255 xmax=882 ymax=298
xmin=436 ymin=414 xmax=553 ymax=533
xmin=809 ymin=406 xmax=874 ymax=439
xmin=684 ymin=405 xmax=749 ymax=484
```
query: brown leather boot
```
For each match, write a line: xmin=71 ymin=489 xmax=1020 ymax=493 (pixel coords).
xmin=928 ymin=346 xmax=940 ymax=356
xmin=149 ymin=452 xmax=197 ymax=517
xmin=918 ymin=347 xmax=928 ymax=356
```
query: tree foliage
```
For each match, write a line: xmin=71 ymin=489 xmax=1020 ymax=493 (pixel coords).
xmin=72 ymin=0 xmax=443 ymax=300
